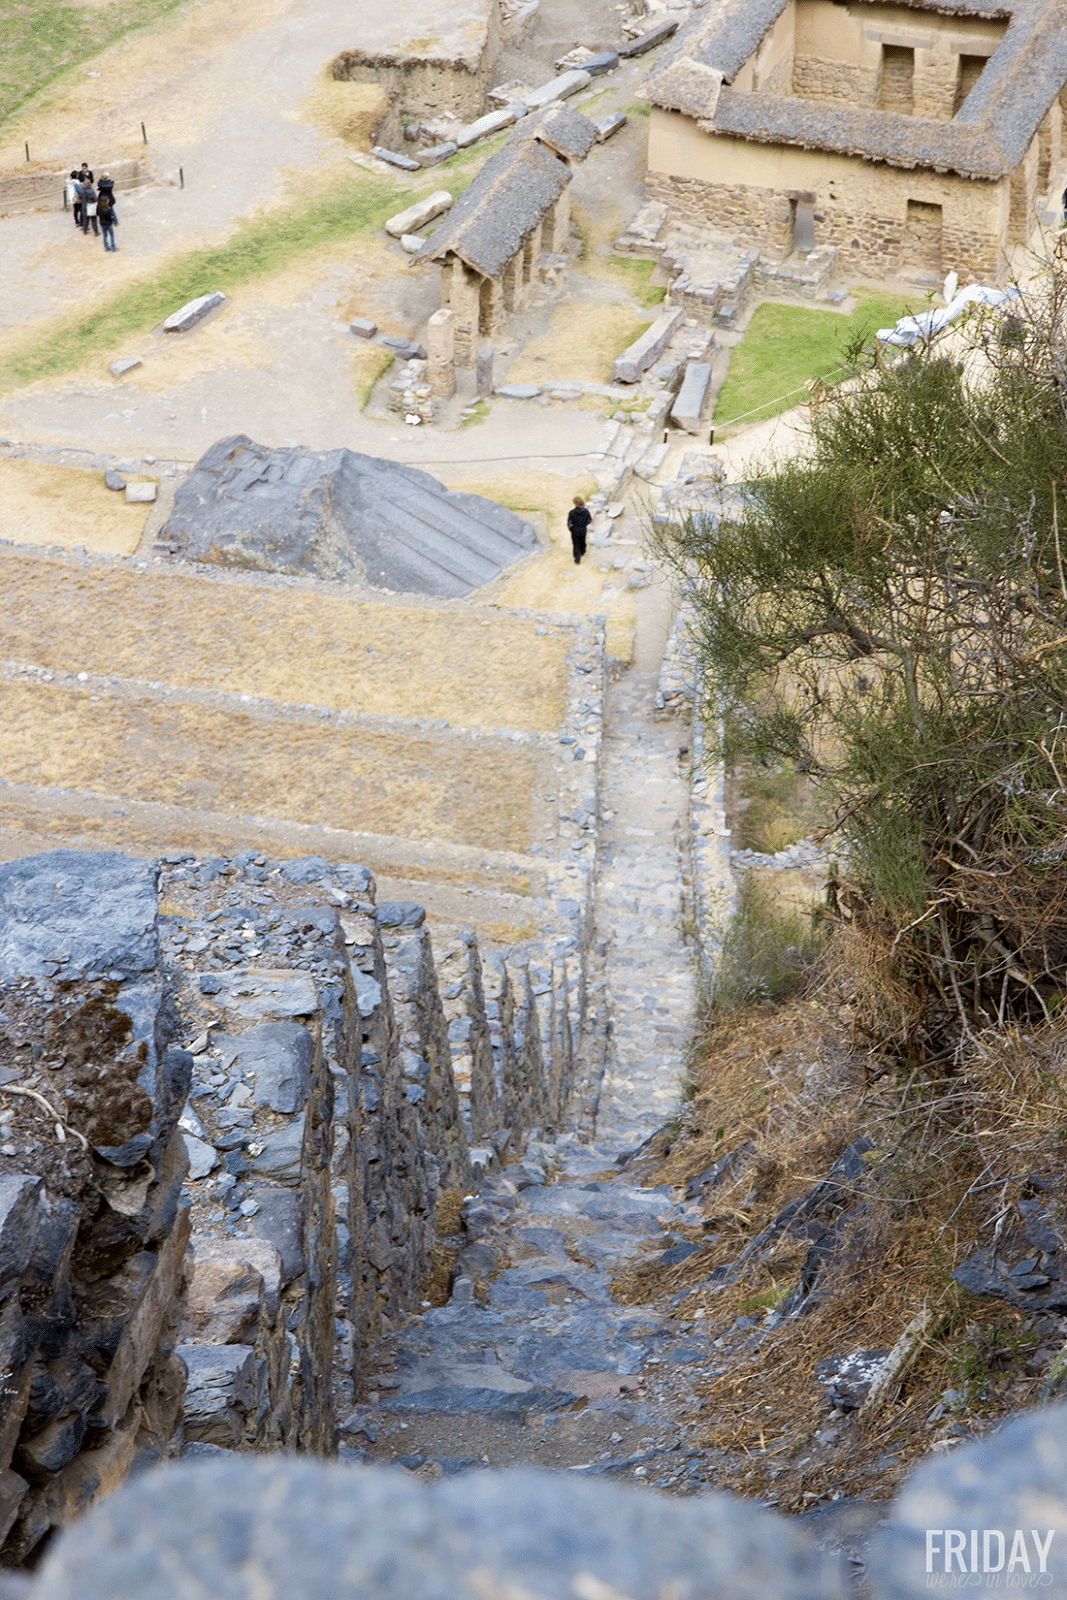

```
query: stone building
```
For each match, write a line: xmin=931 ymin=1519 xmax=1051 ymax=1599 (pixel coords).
xmin=414 ymin=104 xmax=597 ymax=363
xmin=642 ymin=0 xmax=1067 ymax=284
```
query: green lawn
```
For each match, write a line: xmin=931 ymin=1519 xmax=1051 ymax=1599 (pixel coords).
xmin=0 ymin=0 xmax=188 ymax=125
xmin=0 ymin=142 xmax=499 ymax=395
xmin=713 ymin=290 xmax=920 ymax=432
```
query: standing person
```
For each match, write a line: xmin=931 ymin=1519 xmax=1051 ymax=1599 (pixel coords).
xmin=567 ymin=495 xmax=591 ymax=565
xmin=78 ymin=161 xmax=93 ymax=187
xmin=80 ymin=180 xmax=99 ymax=237
xmin=98 ymin=187 xmax=117 ymax=251
xmin=67 ymin=170 xmax=83 ymax=228
xmin=97 ymin=172 xmax=114 ymax=206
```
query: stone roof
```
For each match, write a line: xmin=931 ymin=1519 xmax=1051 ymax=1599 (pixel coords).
xmin=509 ymin=102 xmax=599 ymax=163
xmin=645 ymin=0 xmax=1067 ymax=180
xmin=414 ymin=136 xmax=570 ymax=278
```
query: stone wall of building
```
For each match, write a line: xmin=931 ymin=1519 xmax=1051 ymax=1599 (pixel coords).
xmin=791 ymin=56 xmax=876 ymax=106
xmin=646 ymin=112 xmax=1013 ymax=282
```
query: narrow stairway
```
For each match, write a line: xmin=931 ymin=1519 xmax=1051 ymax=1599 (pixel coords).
xmin=341 ymin=653 xmax=714 ymax=1492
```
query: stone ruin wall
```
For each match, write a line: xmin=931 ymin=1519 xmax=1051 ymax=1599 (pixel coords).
xmin=0 ymin=829 xmax=593 ymax=1566
xmin=645 ymin=114 xmax=1012 ymax=282
xmin=329 ymin=0 xmax=502 ymax=151
xmin=0 ymin=160 xmax=150 ymax=217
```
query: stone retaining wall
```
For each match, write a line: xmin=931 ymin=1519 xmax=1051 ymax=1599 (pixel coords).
xmin=0 ymin=841 xmax=589 ymax=1564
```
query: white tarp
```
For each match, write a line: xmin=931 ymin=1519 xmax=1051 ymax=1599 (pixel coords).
xmin=876 ymin=283 xmax=1021 ymax=347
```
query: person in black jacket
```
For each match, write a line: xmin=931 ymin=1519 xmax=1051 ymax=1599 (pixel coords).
xmin=567 ymin=496 xmax=591 ymax=565
xmin=80 ymin=182 xmax=99 ymax=236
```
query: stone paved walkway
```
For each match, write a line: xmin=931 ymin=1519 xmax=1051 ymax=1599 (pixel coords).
xmin=341 ymin=649 xmax=712 ymax=1492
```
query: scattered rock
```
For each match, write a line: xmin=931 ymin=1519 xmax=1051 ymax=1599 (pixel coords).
xmin=107 ymin=357 xmax=142 ymax=379
xmin=349 ymin=318 xmax=378 ymax=339
xmin=613 ymin=308 xmax=685 ymax=384
xmin=494 ymin=383 xmax=542 ymax=399
xmin=125 ymin=482 xmax=157 ymax=504
xmin=416 ymin=142 xmax=457 ymax=167
xmin=522 ymin=69 xmax=593 ymax=109
xmin=103 ymin=468 xmax=126 ymax=491
xmin=161 ymin=292 xmax=226 ymax=334
xmin=181 ymin=1133 xmax=218 ymax=1180
xmin=595 ymin=111 xmax=628 ymax=142
xmin=619 ymin=17 xmax=679 ymax=56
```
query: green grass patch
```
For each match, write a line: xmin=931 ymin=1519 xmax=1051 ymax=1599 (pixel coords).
xmin=607 ymin=254 xmax=666 ymax=308
xmin=626 ymin=101 xmax=651 ymax=118
xmin=459 ymin=399 xmax=489 ymax=429
xmin=0 ymin=0 xmax=187 ymax=126
xmin=0 ymin=152 xmax=508 ymax=395
xmin=705 ymin=872 xmax=822 ymax=1013
xmin=713 ymin=289 xmax=919 ymax=432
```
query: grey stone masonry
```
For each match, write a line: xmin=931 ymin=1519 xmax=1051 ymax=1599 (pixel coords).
xmin=0 ymin=852 xmax=193 ymax=1566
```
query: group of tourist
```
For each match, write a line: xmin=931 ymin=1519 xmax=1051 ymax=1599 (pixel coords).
xmin=64 ymin=162 xmax=119 ymax=251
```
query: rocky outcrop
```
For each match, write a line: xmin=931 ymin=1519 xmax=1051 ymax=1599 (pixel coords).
xmin=159 ymin=436 xmax=538 ymax=598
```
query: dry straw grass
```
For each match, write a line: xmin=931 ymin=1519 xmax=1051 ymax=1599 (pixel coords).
xmin=0 ymin=461 xmax=151 ymax=555
xmin=613 ymin=928 xmax=1067 ymax=1511
xmin=0 ymin=553 xmax=570 ymax=732
xmin=0 ymin=681 xmax=541 ymax=851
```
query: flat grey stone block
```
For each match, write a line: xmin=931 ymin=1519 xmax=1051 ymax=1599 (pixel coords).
xmin=455 ymin=108 xmax=515 ymax=148
xmin=350 ymin=318 xmax=378 ymax=339
xmin=371 ymin=145 xmax=421 ymax=172
xmin=125 ymin=481 xmax=157 ymax=503
xmin=612 ymin=307 xmax=684 ymax=383
xmin=380 ymin=336 xmax=428 ymax=360
xmin=595 ymin=111 xmax=627 ymax=142
xmin=107 ymin=356 xmax=142 ymax=378
xmin=619 ymin=17 xmax=679 ymax=56
xmin=416 ymin=141 xmax=457 ymax=167
xmin=214 ymin=1022 xmax=313 ymax=1116
xmin=0 ymin=850 xmax=159 ymax=981
xmin=385 ymin=190 xmax=452 ymax=238
xmin=522 ymin=69 xmax=592 ymax=109
xmin=670 ymin=361 xmax=713 ymax=433
xmin=584 ymin=50 xmax=619 ymax=74
xmin=494 ymin=383 xmax=542 ymax=399
xmin=162 ymin=291 xmax=226 ymax=334
xmin=248 ymin=1114 xmax=306 ymax=1186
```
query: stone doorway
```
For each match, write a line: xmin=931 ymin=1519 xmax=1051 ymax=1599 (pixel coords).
xmin=901 ymin=199 xmax=943 ymax=279
xmin=878 ymin=45 xmax=915 ymax=114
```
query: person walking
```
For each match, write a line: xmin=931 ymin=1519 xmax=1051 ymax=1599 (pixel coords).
xmin=80 ymin=180 xmax=99 ymax=236
xmin=567 ymin=495 xmax=591 ymax=565
xmin=98 ymin=187 xmax=118 ymax=251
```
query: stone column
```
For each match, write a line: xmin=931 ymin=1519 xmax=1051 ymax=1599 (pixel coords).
xmin=427 ymin=307 xmax=456 ymax=399
xmin=476 ymin=347 xmax=493 ymax=398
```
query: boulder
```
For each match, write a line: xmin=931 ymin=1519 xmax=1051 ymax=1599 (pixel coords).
xmin=584 ymin=51 xmax=620 ymax=74
xmin=161 ymin=292 xmax=226 ymax=334
xmin=103 ymin=468 xmax=126 ymax=491
xmin=158 ymin=435 xmax=539 ymax=599
xmin=107 ymin=357 xmax=142 ymax=378
xmin=176 ymin=1346 xmax=256 ymax=1448
xmin=349 ymin=318 xmax=378 ymax=339
xmin=125 ymin=482 xmax=157 ymax=503
xmin=0 ymin=851 xmax=159 ymax=982
xmin=181 ymin=1134 xmax=218 ymax=1181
